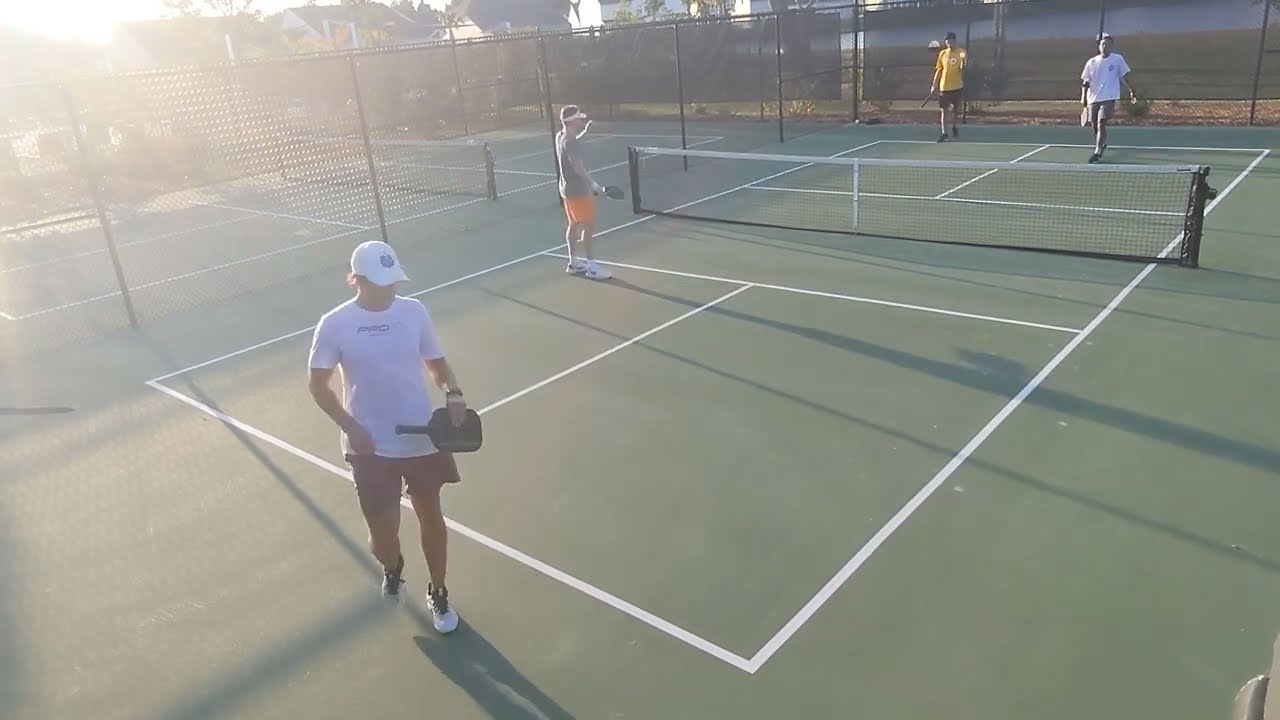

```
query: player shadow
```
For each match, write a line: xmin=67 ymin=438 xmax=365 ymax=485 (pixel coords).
xmin=482 ymin=286 xmax=1280 ymax=578
xmin=412 ymin=622 xmax=575 ymax=720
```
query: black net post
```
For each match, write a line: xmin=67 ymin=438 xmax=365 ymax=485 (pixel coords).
xmin=627 ymin=146 xmax=641 ymax=214
xmin=1181 ymin=168 xmax=1211 ymax=268
xmin=448 ymin=28 xmax=470 ymax=137
xmin=347 ymin=54 xmax=389 ymax=243
xmin=674 ymin=22 xmax=688 ymax=171
xmin=1251 ymin=0 xmax=1273 ymax=125
xmin=59 ymin=84 xmax=139 ymax=329
xmin=1097 ymin=0 xmax=1108 ymax=39
xmin=539 ymin=35 xmax=562 ymax=207
xmin=775 ymin=14 xmax=785 ymax=143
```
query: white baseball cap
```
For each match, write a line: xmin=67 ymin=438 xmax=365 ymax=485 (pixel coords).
xmin=350 ymin=240 xmax=409 ymax=286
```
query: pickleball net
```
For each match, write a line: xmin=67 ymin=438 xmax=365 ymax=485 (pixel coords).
xmin=626 ymin=146 xmax=1213 ymax=266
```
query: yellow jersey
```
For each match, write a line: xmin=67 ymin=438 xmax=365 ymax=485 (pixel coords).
xmin=935 ymin=47 xmax=967 ymax=91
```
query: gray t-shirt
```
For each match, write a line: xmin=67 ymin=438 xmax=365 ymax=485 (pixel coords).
xmin=556 ymin=130 xmax=591 ymax=199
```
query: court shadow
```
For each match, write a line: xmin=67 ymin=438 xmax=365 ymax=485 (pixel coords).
xmin=0 ymin=498 xmax=27 ymax=718
xmin=672 ymin=222 xmax=1280 ymax=341
xmin=149 ymin=594 xmax=390 ymax=720
xmin=485 ymin=286 xmax=1280 ymax=579
xmin=413 ymin=623 xmax=575 ymax=720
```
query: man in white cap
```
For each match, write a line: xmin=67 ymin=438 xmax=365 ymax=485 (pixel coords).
xmin=307 ymin=239 xmax=466 ymax=634
xmin=1080 ymin=32 xmax=1138 ymax=164
xmin=556 ymin=104 xmax=611 ymax=280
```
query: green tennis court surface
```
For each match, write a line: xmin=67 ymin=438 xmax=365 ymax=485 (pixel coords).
xmin=4 ymin=121 xmax=1280 ymax=720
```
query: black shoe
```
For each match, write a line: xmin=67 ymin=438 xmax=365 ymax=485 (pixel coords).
xmin=1088 ymin=153 xmax=1100 ymax=164
xmin=937 ymin=133 xmax=948 ymax=143
xmin=382 ymin=555 xmax=405 ymax=599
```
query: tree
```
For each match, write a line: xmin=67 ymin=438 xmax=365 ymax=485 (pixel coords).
xmin=162 ymin=0 xmax=257 ymax=17
xmin=611 ymin=0 xmax=642 ymax=24
xmin=643 ymin=0 xmax=669 ymax=20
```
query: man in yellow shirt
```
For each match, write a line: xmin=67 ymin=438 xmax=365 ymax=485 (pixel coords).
xmin=930 ymin=31 xmax=967 ymax=142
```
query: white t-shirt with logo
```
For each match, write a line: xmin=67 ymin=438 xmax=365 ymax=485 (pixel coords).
xmin=1081 ymin=52 xmax=1131 ymax=104
xmin=308 ymin=296 xmax=446 ymax=458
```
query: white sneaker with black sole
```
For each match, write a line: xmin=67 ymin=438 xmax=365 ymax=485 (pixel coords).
xmin=382 ymin=556 xmax=405 ymax=602
xmin=427 ymin=584 xmax=459 ymax=634
xmin=566 ymin=258 xmax=588 ymax=275
xmin=584 ymin=263 xmax=612 ymax=281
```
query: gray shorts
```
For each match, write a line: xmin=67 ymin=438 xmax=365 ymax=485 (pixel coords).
xmin=1089 ymin=100 xmax=1117 ymax=125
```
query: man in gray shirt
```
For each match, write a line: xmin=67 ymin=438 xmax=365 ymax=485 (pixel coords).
xmin=556 ymin=105 xmax=610 ymax=280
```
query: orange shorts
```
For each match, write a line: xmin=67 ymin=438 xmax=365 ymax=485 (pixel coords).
xmin=564 ymin=196 xmax=596 ymax=225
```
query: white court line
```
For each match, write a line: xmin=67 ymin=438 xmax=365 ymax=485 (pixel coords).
xmin=744 ymin=147 xmax=1271 ymax=674
xmin=744 ymin=186 xmax=1183 ymax=218
xmin=480 ymin=284 xmax=753 ymax=415
xmin=191 ymin=202 xmax=372 ymax=230
xmin=390 ymin=161 xmax=557 ymax=178
xmin=498 ymin=135 xmax=724 ymax=163
xmin=543 ymin=253 xmax=1082 ymax=334
xmin=934 ymin=144 xmax=1049 ymax=199
xmin=14 ymin=226 xmax=370 ymax=319
xmin=1 ymin=215 xmax=258 ymax=274
xmin=146 ymin=284 xmax=757 ymax=672
xmin=878 ymin=140 xmax=1268 ymax=153
xmin=0 ymin=310 xmax=15 ymax=321
xmin=12 ymin=141 xmax=672 ymax=319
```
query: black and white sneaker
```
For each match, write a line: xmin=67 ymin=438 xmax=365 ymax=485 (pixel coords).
xmin=937 ymin=133 xmax=948 ymax=143
xmin=427 ymin=584 xmax=459 ymax=634
xmin=382 ymin=555 xmax=405 ymax=600
xmin=1088 ymin=153 xmax=1101 ymax=164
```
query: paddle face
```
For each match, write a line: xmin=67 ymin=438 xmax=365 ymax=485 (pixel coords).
xmin=1081 ymin=106 xmax=1091 ymax=128
xmin=427 ymin=407 xmax=483 ymax=453
xmin=602 ymin=185 xmax=625 ymax=201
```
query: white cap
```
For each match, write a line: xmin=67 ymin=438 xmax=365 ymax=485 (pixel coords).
xmin=350 ymin=240 xmax=409 ymax=286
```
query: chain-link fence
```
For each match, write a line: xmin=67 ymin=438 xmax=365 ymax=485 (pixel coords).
xmin=6 ymin=1 xmax=1276 ymax=347
xmin=859 ymin=0 xmax=1280 ymax=126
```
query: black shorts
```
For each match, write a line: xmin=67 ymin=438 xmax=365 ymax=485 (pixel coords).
xmin=938 ymin=89 xmax=963 ymax=109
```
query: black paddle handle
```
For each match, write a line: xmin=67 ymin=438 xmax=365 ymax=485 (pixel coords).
xmin=395 ymin=424 xmax=431 ymax=435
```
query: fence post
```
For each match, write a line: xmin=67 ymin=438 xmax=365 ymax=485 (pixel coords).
xmin=1097 ymin=0 xmax=1107 ymax=40
xmin=448 ymin=27 xmax=470 ymax=137
xmin=1250 ymin=0 xmax=1272 ymax=126
xmin=775 ymin=13 xmax=785 ymax=143
xmin=960 ymin=0 xmax=972 ymax=124
xmin=539 ymin=35 xmax=562 ymax=206
xmin=347 ymin=55 xmax=390 ymax=243
xmin=59 ymin=84 xmax=139 ymax=328
xmin=852 ymin=3 xmax=860 ymax=123
xmin=674 ymin=23 xmax=689 ymax=170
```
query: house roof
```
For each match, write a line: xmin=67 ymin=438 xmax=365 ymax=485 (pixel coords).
xmin=284 ymin=3 xmax=442 ymax=43
xmin=461 ymin=0 xmax=572 ymax=32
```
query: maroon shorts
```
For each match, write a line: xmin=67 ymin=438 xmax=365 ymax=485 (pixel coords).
xmin=346 ymin=452 xmax=461 ymax=517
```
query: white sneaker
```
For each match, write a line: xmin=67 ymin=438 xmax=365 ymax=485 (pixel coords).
xmin=565 ymin=258 xmax=588 ymax=274
xmin=584 ymin=264 xmax=612 ymax=281
xmin=427 ymin=585 xmax=458 ymax=634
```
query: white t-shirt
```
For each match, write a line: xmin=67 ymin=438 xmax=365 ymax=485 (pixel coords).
xmin=1081 ymin=52 xmax=1131 ymax=104
xmin=308 ymin=296 xmax=446 ymax=458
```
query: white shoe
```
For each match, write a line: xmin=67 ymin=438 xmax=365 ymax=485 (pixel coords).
xmin=584 ymin=264 xmax=612 ymax=281
xmin=565 ymin=258 xmax=588 ymax=274
xmin=427 ymin=585 xmax=458 ymax=634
